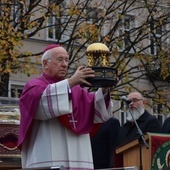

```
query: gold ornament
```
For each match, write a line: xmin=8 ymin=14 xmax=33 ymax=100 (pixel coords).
xmin=86 ymin=43 xmax=111 ymax=67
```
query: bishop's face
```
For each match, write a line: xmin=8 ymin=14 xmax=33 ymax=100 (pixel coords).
xmin=43 ymin=47 xmax=69 ymax=79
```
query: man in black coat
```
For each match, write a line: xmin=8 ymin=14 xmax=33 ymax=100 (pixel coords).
xmin=117 ymin=110 xmax=162 ymax=146
xmin=90 ymin=117 xmax=120 ymax=169
xmin=117 ymin=91 xmax=162 ymax=146
xmin=114 ymin=92 xmax=162 ymax=168
xmin=161 ymin=116 xmax=170 ymax=133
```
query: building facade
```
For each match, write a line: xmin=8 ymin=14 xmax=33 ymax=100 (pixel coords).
xmin=4 ymin=0 xmax=170 ymax=123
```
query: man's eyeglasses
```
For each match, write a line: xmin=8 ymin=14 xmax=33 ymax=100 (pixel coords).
xmin=48 ymin=57 xmax=69 ymax=64
xmin=55 ymin=57 xmax=69 ymax=63
xmin=130 ymin=98 xmax=143 ymax=103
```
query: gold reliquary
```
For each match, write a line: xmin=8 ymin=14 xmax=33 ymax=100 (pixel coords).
xmin=85 ymin=42 xmax=118 ymax=87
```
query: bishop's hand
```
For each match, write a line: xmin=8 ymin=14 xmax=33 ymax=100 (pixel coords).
xmin=68 ymin=66 xmax=95 ymax=88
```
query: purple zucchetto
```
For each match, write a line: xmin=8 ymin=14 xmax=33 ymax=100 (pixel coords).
xmin=43 ymin=44 xmax=62 ymax=53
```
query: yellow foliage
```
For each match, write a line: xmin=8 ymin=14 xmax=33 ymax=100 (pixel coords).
xmin=78 ymin=22 xmax=99 ymax=42
xmin=29 ymin=67 xmax=36 ymax=74
xmin=4 ymin=68 xmax=11 ymax=73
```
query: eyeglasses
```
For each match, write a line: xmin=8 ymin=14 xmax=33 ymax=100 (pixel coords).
xmin=48 ymin=57 xmax=69 ymax=64
xmin=130 ymin=98 xmax=143 ymax=103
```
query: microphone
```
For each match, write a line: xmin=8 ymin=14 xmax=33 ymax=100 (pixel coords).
xmin=121 ymin=96 xmax=131 ymax=104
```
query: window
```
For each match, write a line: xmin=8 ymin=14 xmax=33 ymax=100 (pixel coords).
xmin=118 ymin=101 xmax=128 ymax=125
xmin=86 ymin=7 xmax=101 ymax=24
xmin=46 ymin=1 xmax=69 ymax=41
xmin=10 ymin=1 xmax=21 ymax=22
xmin=10 ymin=85 xmax=23 ymax=98
xmin=118 ymin=14 xmax=135 ymax=51
xmin=150 ymin=20 xmax=169 ymax=55
xmin=0 ymin=0 xmax=21 ymax=23
xmin=47 ymin=16 xmax=61 ymax=40
xmin=83 ymin=7 xmax=103 ymax=43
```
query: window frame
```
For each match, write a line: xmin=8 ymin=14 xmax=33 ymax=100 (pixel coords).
xmin=118 ymin=14 xmax=135 ymax=52
xmin=46 ymin=0 xmax=69 ymax=42
xmin=150 ymin=20 xmax=169 ymax=55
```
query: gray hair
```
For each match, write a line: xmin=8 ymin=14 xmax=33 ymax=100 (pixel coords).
xmin=41 ymin=50 xmax=52 ymax=68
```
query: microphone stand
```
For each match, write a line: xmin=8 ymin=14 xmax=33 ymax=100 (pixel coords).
xmin=127 ymin=103 xmax=149 ymax=170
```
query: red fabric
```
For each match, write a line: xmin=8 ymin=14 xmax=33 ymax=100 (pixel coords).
xmin=113 ymin=151 xmax=123 ymax=168
xmin=0 ymin=135 xmax=18 ymax=149
xmin=150 ymin=133 xmax=170 ymax=169
xmin=90 ymin=123 xmax=103 ymax=138
xmin=151 ymin=134 xmax=170 ymax=159
xmin=43 ymin=44 xmax=62 ymax=52
xmin=57 ymin=115 xmax=73 ymax=131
